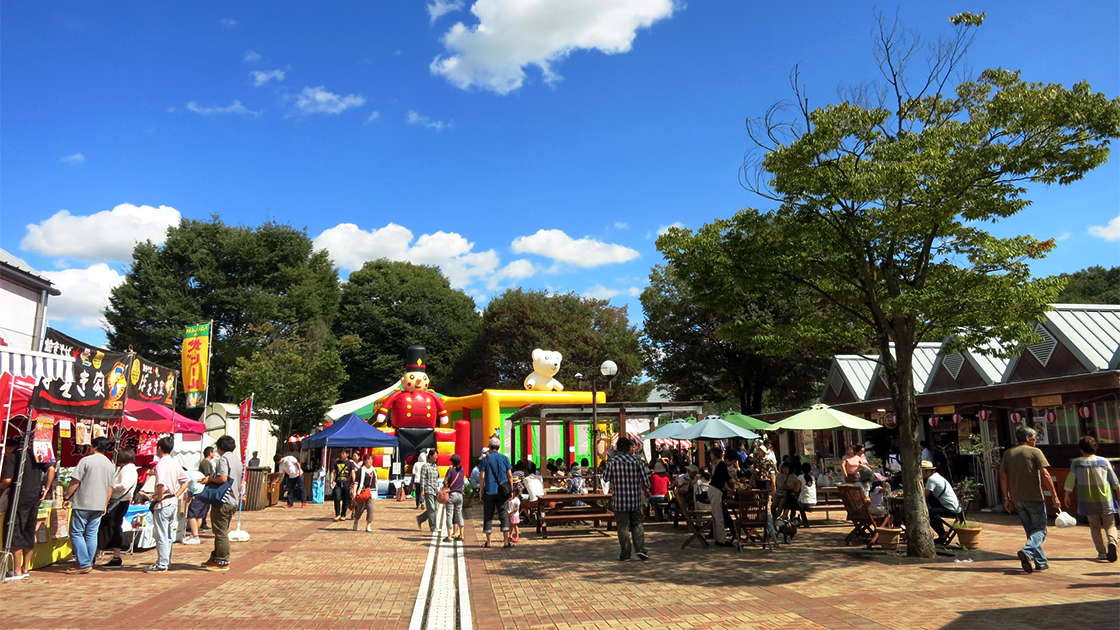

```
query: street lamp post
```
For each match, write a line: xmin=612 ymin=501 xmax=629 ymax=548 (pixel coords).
xmin=577 ymin=360 xmax=618 ymax=474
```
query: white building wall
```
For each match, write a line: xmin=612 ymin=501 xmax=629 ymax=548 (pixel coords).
xmin=0 ymin=277 xmax=43 ymax=350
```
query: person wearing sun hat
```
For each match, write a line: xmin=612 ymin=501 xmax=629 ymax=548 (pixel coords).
xmin=922 ymin=460 xmax=961 ymax=545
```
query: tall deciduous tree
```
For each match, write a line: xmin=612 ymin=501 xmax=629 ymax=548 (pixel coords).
xmin=640 ymin=264 xmax=827 ymax=413
xmin=229 ymin=326 xmax=349 ymax=440
xmin=333 ymin=259 xmax=481 ymax=399
xmin=458 ymin=289 xmax=651 ymax=402
xmin=662 ymin=13 xmax=1120 ymax=557
xmin=104 ymin=218 xmax=341 ymax=405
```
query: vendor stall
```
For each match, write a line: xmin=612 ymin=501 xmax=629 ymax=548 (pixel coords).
xmin=302 ymin=414 xmax=397 ymax=498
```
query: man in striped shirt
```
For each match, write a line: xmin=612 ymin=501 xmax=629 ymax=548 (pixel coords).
xmin=1064 ymin=435 xmax=1119 ymax=562
xmin=603 ymin=436 xmax=651 ymax=561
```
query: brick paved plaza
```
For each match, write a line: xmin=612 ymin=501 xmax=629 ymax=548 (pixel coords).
xmin=1 ymin=500 xmax=1117 ymax=630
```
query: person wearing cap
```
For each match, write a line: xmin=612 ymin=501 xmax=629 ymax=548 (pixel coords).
xmin=922 ymin=460 xmax=961 ymax=545
xmin=648 ymin=462 xmax=671 ymax=521
xmin=478 ymin=437 xmax=514 ymax=548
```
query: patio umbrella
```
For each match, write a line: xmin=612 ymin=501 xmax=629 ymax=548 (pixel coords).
xmin=677 ymin=416 xmax=760 ymax=441
xmin=768 ymin=403 xmax=883 ymax=431
xmin=721 ymin=411 xmax=772 ymax=431
xmin=641 ymin=418 xmax=696 ymax=441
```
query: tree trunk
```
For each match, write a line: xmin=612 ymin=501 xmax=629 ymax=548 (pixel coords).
xmin=887 ymin=336 xmax=936 ymax=558
xmin=749 ymin=379 xmax=765 ymax=415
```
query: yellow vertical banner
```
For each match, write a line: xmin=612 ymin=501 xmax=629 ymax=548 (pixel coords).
xmin=182 ymin=322 xmax=211 ymax=408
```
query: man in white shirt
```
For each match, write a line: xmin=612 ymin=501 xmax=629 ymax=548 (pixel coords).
xmin=922 ymin=460 xmax=961 ymax=545
xmin=143 ymin=437 xmax=189 ymax=572
xmin=281 ymin=449 xmax=305 ymax=507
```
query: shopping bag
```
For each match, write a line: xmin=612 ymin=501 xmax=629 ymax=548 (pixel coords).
xmin=1054 ymin=511 xmax=1077 ymax=528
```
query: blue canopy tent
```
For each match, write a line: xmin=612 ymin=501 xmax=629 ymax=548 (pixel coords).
xmin=302 ymin=413 xmax=397 ymax=449
xmin=303 ymin=413 xmax=397 ymax=500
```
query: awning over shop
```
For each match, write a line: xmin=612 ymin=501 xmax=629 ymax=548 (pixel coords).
xmin=122 ymin=398 xmax=205 ymax=435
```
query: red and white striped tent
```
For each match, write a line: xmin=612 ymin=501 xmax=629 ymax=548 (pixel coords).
xmin=653 ymin=438 xmax=693 ymax=450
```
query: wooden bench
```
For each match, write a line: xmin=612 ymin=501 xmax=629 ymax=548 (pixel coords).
xmin=535 ymin=493 xmax=614 ymax=538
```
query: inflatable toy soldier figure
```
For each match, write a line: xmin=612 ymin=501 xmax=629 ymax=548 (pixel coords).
xmin=376 ymin=345 xmax=449 ymax=463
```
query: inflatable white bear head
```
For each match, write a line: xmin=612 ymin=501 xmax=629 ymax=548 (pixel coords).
xmin=532 ymin=349 xmax=562 ymax=377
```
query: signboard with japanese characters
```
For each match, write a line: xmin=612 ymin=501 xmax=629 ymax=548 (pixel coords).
xmin=181 ymin=322 xmax=211 ymax=408
xmin=126 ymin=356 xmax=177 ymax=407
xmin=32 ymin=350 xmax=130 ymax=418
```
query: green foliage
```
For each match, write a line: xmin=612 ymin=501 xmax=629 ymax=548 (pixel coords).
xmin=662 ymin=12 xmax=1120 ymax=557
xmin=104 ymin=217 xmax=341 ymax=405
xmin=1054 ymin=266 xmax=1120 ymax=304
xmin=640 ymin=264 xmax=827 ymax=413
xmin=458 ymin=288 xmax=652 ymax=402
xmin=229 ymin=327 xmax=348 ymax=440
xmin=333 ymin=259 xmax=481 ymax=399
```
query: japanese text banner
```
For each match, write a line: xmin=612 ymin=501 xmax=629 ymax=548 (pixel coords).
xmin=182 ymin=322 xmax=210 ymax=408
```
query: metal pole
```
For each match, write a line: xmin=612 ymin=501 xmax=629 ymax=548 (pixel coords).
xmin=201 ymin=320 xmax=214 ymax=410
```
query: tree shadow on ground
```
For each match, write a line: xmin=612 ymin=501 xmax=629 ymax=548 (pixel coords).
xmin=944 ymin=600 xmax=1117 ymax=628
xmin=470 ymin=517 xmax=958 ymax=589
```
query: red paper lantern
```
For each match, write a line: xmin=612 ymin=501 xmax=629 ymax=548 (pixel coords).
xmin=1045 ymin=410 xmax=1057 ymax=424
xmin=952 ymin=413 xmax=963 ymax=424
xmin=1010 ymin=412 xmax=1023 ymax=423
xmin=977 ymin=409 xmax=992 ymax=420
xmin=1079 ymin=406 xmax=1093 ymax=419
xmin=928 ymin=416 xmax=938 ymax=427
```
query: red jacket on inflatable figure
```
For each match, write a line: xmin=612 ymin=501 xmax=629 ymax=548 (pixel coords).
xmin=375 ymin=346 xmax=449 ymax=428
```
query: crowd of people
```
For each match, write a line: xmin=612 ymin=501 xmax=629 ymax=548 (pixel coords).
xmin=2 ymin=423 xmax=1116 ymax=581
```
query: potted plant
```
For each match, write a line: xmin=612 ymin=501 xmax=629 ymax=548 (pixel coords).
xmin=951 ymin=476 xmax=984 ymax=549
xmin=877 ymin=526 xmax=903 ymax=550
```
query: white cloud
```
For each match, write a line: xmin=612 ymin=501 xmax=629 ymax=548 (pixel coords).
xmin=428 ymin=0 xmax=465 ymax=24
xmin=614 ymin=221 xmax=628 ymax=229
xmin=244 ymin=50 xmax=262 ymax=63
xmin=510 ymin=229 xmax=639 ymax=268
xmin=626 ymin=286 xmax=642 ymax=297
xmin=312 ymin=223 xmax=498 ymax=288
xmin=220 ymin=18 xmax=239 ymax=28
xmin=61 ymin=153 xmax=85 ymax=165
xmin=42 ymin=264 xmax=125 ymax=329
xmin=366 ymin=111 xmax=381 ymax=123
xmin=486 ymin=259 xmax=540 ymax=289
xmin=656 ymin=221 xmax=685 ymax=236
xmin=1088 ymin=214 xmax=1120 ymax=242
xmin=22 ymin=203 xmax=181 ymax=263
xmin=583 ymin=284 xmax=620 ymax=299
xmin=186 ymin=100 xmax=261 ymax=116
xmin=429 ymin=0 xmax=676 ymax=95
xmin=292 ymin=86 xmax=366 ymax=114
xmin=1054 ymin=232 xmax=1071 ymax=242
xmin=407 ymin=110 xmax=451 ymax=130
xmin=250 ymin=69 xmax=286 ymax=87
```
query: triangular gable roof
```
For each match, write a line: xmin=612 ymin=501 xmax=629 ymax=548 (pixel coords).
xmin=1043 ymin=304 xmax=1120 ymax=372
xmin=825 ymin=354 xmax=879 ymax=401
xmin=865 ymin=342 xmax=942 ymax=394
xmin=928 ymin=338 xmax=1010 ymax=387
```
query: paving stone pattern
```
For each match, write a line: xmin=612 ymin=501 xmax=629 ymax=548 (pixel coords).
xmin=1 ymin=498 xmax=1117 ymax=630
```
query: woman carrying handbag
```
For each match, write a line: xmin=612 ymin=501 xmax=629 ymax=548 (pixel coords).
xmin=352 ymin=454 xmax=379 ymax=532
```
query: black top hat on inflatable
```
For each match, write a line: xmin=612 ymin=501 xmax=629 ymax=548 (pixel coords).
xmin=405 ymin=345 xmax=427 ymax=373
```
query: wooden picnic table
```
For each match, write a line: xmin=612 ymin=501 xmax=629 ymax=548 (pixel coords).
xmin=534 ymin=493 xmax=614 ymax=538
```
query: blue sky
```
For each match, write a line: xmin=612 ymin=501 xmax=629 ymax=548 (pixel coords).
xmin=2 ymin=1 xmax=1117 ymax=347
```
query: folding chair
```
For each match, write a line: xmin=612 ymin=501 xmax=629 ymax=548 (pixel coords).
xmin=838 ymin=485 xmax=878 ymax=548
xmin=675 ymin=491 xmax=711 ymax=549
xmin=734 ymin=489 xmax=773 ymax=551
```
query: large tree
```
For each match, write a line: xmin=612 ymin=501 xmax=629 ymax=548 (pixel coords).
xmin=333 ymin=259 xmax=481 ymax=399
xmin=458 ymin=288 xmax=652 ymax=402
xmin=229 ymin=325 xmax=349 ymax=440
xmin=104 ymin=218 xmax=341 ymax=405
xmin=640 ymin=264 xmax=827 ymax=413
xmin=661 ymin=13 xmax=1120 ymax=557
xmin=1054 ymin=266 xmax=1120 ymax=304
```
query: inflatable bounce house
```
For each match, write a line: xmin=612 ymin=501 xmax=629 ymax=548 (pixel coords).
xmin=329 ymin=345 xmax=603 ymax=481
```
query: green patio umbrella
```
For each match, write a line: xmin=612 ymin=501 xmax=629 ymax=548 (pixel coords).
xmin=721 ymin=410 xmax=772 ymax=431
xmin=677 ymin=416 xmax=760 ymax=441
xmin=641 ymin=417 xmax=696 ymax=441
xmin=768 ymin=403 xmax=883 ymax=431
